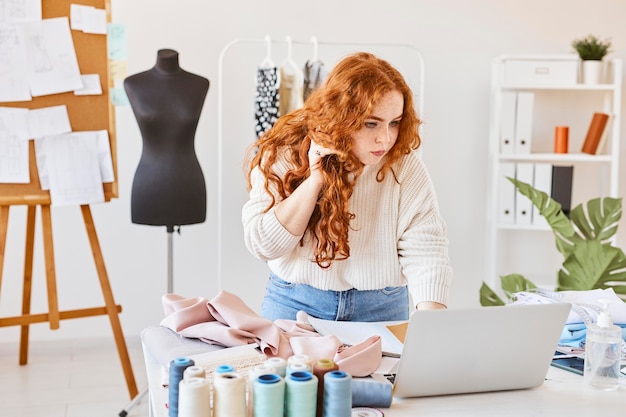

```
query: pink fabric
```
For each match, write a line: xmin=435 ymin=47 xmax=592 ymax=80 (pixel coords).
xmin=160 ymin=291 xmax=383 ymax=377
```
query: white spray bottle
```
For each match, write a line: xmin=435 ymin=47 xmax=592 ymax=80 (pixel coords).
xmin=583 ymin=299 xmax=622 ymax=390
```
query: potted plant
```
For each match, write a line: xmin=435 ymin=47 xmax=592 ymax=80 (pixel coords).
xmin=571 ymin=34 xmax=612 ymax=84
xmin=480 ymin=177 xmax=626 ymax=307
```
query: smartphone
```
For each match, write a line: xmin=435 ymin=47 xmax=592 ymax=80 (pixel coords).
xmin=551 ymin=351 xmax=584 ymax=375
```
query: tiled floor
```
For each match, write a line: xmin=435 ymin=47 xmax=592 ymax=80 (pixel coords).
xmin=0 ymin=336 xmax=149 ymax=417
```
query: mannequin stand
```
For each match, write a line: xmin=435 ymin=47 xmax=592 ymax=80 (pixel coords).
xmin=119 ymin=224 xmax=178 ymax=416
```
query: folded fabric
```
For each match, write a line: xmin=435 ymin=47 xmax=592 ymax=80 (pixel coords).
xmin=509 ymin=288 xmax=626 ymax=349
xmin=510 ymin=288 xmax=626 ymax=324
xmin=160 ymin=291 xmax=382 ymax=377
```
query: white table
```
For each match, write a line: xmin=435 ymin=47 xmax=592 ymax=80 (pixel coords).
xmin=142 ymin=326 xmax=626 ymax=416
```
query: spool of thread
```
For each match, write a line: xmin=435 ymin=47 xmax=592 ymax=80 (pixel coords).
xmin=287 ymin=362 xmax=311 ymax=377
xmin=213 ymin=372 xmax=247 ymax=417
xmin=215 ymin=364 xmax=235 ymax=374
xmin=313 ymin=359 xmax=338 ymax=417
xmin=323 ymin=370 xmax=352 ymax=417
xmin=169 ymin=357 xmax=195 ymax=417
xmin=351 ymin=377 xmax=392 ymax=408
xmin=554 ymin=126 xmax=569 ymax=153
xmin=253 ymin=373 xmax=285 ymax=417
xmin=177 ymin=377 xmax=211 ymax=417
xmin=351 ymin=407 xmax=385 ymax=417
xmin=285 ymin=371 xmax=318 ymax=417
xmin=247 ymin=364 xmax=276 ymax=417
xmin=288 ymin=354 xmax=312 ymax=368
xmin=265 ymin=357 xmax=287 ymax=377
xmin=183 ymin=365 xmax=206 ymax=380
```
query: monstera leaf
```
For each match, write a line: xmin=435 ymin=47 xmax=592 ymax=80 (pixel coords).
xmin=480 ymin=177 xmax=626 ymax=305
xmin=481 ymin=274 xmax=537 ymax=307
xmin=557 ymin=240 xmax=626 ymax=295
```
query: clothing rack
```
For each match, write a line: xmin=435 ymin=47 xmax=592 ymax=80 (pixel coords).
xmin=216 ymin=37 xmax=425 ymax=295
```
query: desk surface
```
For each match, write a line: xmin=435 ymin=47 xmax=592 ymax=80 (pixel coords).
xmin=142 ymin=340 xmax=626 ymax=416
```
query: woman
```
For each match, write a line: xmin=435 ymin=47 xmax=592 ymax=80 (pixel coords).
xmin=242 ymin=52 xmax=452 ymax=322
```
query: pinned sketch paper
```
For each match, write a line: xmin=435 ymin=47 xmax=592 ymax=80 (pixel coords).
xmin=34 ymin=137 xmax=49 ymax=189
xmin=70 ymin=4 xmax=107 ymax=35
xmin=0 ymin=107 xmax=30 ymax=183
xmin=69 ymin=4 xmax=91 ymax=31
xmin=27 ymin=105 xmax=72 ymax=139
xmin=95 ymin=130 xmax=114 ymax=183
xmin=35 ymin=130 xmax=114 ymax=190
xmin=74 ymin=74 xmax=102 ymax=96
xmin=39 ymin=133 xmax=104 ymax=206
xmin=0 ymin=0 xmax=42 ymax=23
xmin=107 ymin=23 xmax=126 ymax=60
xmin=18 ymin=17 xmax=83 ymax=97
xmin=109 ymin=60 xmax=128 ymax=81
xmin=0 ymin=23 xmax=32 ymax=102
xmin=0 ymin=107 xmax=30 ymax=140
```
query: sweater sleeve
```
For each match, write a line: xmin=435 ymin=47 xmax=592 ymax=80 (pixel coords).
xmin=242 ymin=167 xmax=302 ymax=261
xmin=396 ymin=155 xmax=453 ymax=307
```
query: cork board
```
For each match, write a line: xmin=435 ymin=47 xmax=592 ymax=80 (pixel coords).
xmin=0 ymin=0 xmax=116 ymax=205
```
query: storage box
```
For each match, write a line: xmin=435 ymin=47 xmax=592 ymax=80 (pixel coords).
xmin=501 ymin=55 xmax=579 ymax=85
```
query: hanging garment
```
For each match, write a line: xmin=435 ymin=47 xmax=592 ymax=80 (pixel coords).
xmin=303 ymin=59 xmax=328 ymax=102
xmin=278 ymin=62 xmax=304 ymax=117
xmin=254 ymin=65 xmax=280 ymax=138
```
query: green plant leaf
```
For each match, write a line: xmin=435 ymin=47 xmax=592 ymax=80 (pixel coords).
xmin=481 ymin=176 xmax=626 ymax=305
xmin=479 ymin=282 xmax=505 ymax=306
xmin=500 ymin=274 xmax=537 ymax=299
xmin=569 ymin=197 xmax=622 ymax=241
xmin=571 ymin=34 xmax=612 ymax=60
xmin=507 ymin=177 xmax=577 ymax=256
xmin=557 ymin=240 xmax=626 ymax=295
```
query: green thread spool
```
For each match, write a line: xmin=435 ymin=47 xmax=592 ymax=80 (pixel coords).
xmin=253 ymin=373 xmax=285 ymax=417
xmin=286 ymin=371 xmax=317 ymax=417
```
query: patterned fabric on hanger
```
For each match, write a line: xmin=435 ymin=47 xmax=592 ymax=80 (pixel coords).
xmin=255 ymin=66 xmax=280 ymax=138
xmin=303 ymin=59 xmax=328 ymax=102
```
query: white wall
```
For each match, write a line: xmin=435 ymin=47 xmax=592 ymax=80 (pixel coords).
xmin=2 ymin=0 xmax=626 ymax=342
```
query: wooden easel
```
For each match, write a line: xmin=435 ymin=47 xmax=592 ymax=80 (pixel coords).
xmin=0 ymin=204 xmax=138 ymax=399
xmin=0 ymin=0 xmax=138 ymax=399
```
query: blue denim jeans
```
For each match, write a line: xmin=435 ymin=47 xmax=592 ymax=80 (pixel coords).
xmin=261 ymin=273 xmax=410 ymax=322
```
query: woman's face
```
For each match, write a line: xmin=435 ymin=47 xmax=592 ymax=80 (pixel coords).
xmin=350 ymin=90 xmax=404 ymax=166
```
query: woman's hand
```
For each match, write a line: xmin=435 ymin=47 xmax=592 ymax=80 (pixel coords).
xmin=308 ymin=140 xmax=334 ymax=172
xmin=416 ymin=301 xmax=447 ymax=311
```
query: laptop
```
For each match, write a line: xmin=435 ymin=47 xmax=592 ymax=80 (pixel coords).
xmin=392 ymin=302 xmax=571 ymax=398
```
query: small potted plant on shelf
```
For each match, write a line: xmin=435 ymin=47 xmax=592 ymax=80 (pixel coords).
xmin=571 ymin=34 xmax=612 ymax=84
xmin=480 ymin=177 xmax=626 ymax=307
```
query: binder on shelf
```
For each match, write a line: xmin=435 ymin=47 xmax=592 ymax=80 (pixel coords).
xmin=551 ymin=166 xmax=574 ymax=217
xmin=500 ymin=92 xmax=517 ymax=154
xmin=595 ymin=114 xmax=613 ymax=155
xmin=581 ymin=112 xmax=610 ymax=154
xmin=514 ymin=92 xmax=534 ymax=154
xmin=515 ymin=162 xmax=534 ymax=225
xmin=498 ymin=162 xmax=516 ymax=224
xmin=532 ymin=163 xmax=552 ymax=228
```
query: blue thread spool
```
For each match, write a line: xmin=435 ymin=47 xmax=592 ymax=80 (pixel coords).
xmin=253 ymin=373 xmax=285 ymax=417
xmin=216 ymin=364 xmax=235 ymax=374
xmin=286 ymin=371 xmax=317 ymax=417
xmin=323 ymin=370 xmax=352 ymax=417
xmin=169 ymin=357 xmax=195 ymax=417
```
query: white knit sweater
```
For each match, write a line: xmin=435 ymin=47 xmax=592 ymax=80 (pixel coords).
xmin=242 ymin=151 xmax=452 ymax=306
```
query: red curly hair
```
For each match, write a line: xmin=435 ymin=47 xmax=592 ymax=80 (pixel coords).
xmin=245 ymin=52 xmax=422 ymax=268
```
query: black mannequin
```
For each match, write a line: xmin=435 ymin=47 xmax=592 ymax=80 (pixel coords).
xmin=124 ymin=49 xmax=209 ymax=232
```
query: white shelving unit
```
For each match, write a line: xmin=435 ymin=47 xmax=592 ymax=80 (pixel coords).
xmin=486 ymin=55 xmax=622 ymax=290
